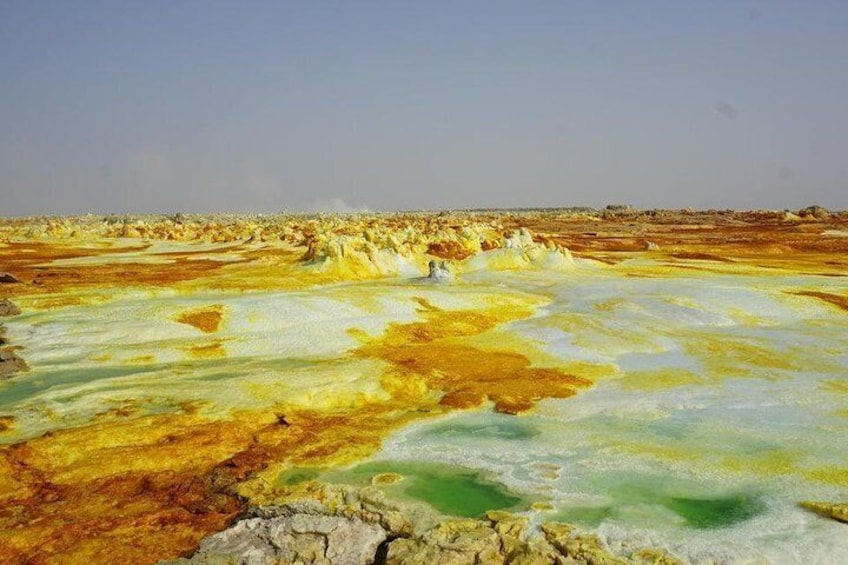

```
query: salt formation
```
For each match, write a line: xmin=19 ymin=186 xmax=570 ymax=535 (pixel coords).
xmin=299 ymin=221 xmax=574 ymax=279
xmin=462 ymin=228 xmax=575 ymax=273
xmin=427 ymin=260 xmax=451 ymax=281
xmin=302 ymin=233 xmax=421 ymax=278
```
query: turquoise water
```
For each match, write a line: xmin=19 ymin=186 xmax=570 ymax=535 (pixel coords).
xmin=319 ymin=460 xmax=525 ymax=518
xmin=551 ymin=472 xmax=766 ymax=530
xmin=666 ymin=494 xmax=765 ymax=529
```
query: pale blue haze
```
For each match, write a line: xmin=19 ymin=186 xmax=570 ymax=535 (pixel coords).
xmin=1 ymin=1 xmax=846 ymax=214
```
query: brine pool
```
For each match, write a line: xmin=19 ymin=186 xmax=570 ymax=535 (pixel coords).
xmin=2 ymin=260 xmax=847 ymax=563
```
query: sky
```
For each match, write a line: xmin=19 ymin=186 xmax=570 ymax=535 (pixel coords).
xmin=1 ymin=1 xmax=847 ymax=215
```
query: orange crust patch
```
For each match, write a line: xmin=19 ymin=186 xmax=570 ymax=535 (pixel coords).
xmin=356 ymin=297 xmax=591 ymax=414
xmin=0 ymin=405 xmax=425 ymax=565
xmin=174 ymin=305 xmax=224 ymax=333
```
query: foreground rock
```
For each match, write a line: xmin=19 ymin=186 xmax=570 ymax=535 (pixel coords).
xmin=162 ymin=484 xmax=681 ymax=565
xmin=0 ymin=272 xmax=20 ymax=284
xmin=167 ymin=509 xmax=387 ymax=565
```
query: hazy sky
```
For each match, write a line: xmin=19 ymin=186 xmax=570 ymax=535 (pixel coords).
xmin=2 ymin=1 xmax=846 ymax=215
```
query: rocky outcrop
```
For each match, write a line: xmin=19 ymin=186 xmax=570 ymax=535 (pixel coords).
xmin=163 ymin=484 xmax=681 ymax=565
xmin=388 ymin=513 xmax=682 ymax=565
xmin=165 ymin=509 xmax=387 ymax=565
xmin=0 ymin=299 xmax=21 ymax=316
xmin=0 ymin=347 xmax=28 ymax=379
xmin=386 ymin=518 xmax=502 ymax=564
xmin=1 ymin=208 xmax=846 ymax=247
xmin=0 ymin=272 xmax=20 ymax=284
xmin=798 ymin=205 xmax=829 ymax=220
xmin=0 ymin=301 xmax=27 ymax=379
xmin=801 ymin=501 xmax=848 ymax=523
xmin=161 ymin=486 xmax=408 ymax=565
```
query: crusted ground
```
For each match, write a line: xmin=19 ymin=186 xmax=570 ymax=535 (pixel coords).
xmin=0 ymin=208 xmax=846 ymax=564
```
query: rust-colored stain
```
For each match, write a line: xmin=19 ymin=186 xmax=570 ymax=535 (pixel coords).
xmin=0 ymin=242 xmax=236 ymax=301
xmin=505 ymin=211 xmax=848 ymax=271
xmin=669 ymin=252 xmax=735 ymax=263
xmin=0 ymin=405 xmax=427 ymax=565
xmin=0 ymin=413 xmax=271 ymax=564
xmin=790 ymin=290 xmax=848 ymax=312
xmin=426 ymin=241 xmax=474 ymax=260
xmin=174 ymin=305 xmax=225 ymax=333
